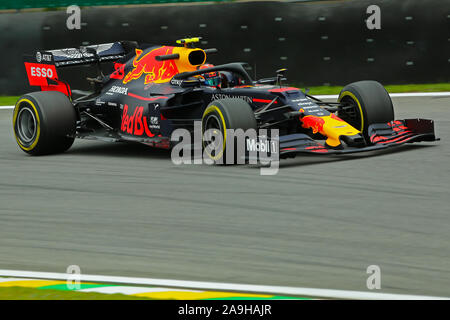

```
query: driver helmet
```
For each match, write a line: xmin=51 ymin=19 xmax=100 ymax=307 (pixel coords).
xmin=198 ymin=63 xmax=221 ymax=87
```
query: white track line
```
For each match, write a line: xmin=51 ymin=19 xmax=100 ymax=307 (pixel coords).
xmin=0 ymin=92 xmax=448 ymax=111
xmin=0 ymin=269 xmax=447 ymax=300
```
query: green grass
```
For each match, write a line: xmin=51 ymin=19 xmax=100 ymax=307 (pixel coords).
xmin=0 ymin=83 xmax=448 ymax=106
xmin=383 ymin=83 xmax=450 ymax=93
xmin=0 ymin=96 xmax=19 ymax=106
xmin=0 ymin=286 xmax=156 ymax=300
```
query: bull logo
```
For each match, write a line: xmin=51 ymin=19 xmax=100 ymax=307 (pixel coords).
xmin=123 ymin=46 xmax=179 ymax=84
xmin=301 ymin=115 xmax=325 ymax=134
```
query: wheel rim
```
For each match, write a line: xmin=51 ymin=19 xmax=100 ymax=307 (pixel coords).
xmin=203 ymin=114 xmax=223 ymax=156
xmin=16 ymin=106 xmax=37 ymax=144
xmin=338 ymin=96 xmax=362 ymax=131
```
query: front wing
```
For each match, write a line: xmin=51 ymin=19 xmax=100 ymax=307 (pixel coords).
xmin=279 ymin=119 xmax=438 ymax=157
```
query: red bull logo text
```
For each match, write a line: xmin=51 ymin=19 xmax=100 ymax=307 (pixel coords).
xmin=123 ymin=47 xmax=179 ymax=84
xmin=121 ymin=105 xmax=157 ymax=137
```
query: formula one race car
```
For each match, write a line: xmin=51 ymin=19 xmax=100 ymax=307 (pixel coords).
xmin=14 ymin=37 xmax=437 ymax=162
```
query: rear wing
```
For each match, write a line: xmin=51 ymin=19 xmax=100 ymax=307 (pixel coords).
xmin=23 ymin=41 xmax=137 ymax=96
xmin=45 ymin=41 xmax=134 ymax=67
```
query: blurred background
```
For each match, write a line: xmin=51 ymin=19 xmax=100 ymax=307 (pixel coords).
xmin=0 ymin=0 xmax=449 ymax=94
xmin=0 ymin=1 xmax=449 ymax=299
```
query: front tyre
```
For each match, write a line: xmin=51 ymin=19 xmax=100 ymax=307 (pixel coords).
xmin=338 ymin=80 xmax=394 ymax=139
xmin=201 ymin=98 xmax=257 ymax=164
xmin=13 ymin=91 xmax=77 ymax=155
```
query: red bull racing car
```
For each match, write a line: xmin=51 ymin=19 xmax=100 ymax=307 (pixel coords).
xmin=13 ymin=38 xmax=437 ymax=162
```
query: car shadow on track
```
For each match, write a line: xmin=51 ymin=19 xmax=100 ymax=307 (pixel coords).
xmin=67 ymin=141 xmax=437 ymax=168
xmin=67 ymin=141 xmax=171 ymax=159
xmin=276 ymin=144 xmax=437 ymax=169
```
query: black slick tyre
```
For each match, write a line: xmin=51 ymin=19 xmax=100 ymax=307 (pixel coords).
xmin=201 ymin=98 xmax=257 ymax=164
xmin=13 ymin=91 xmax=77 ymax=155
xmin=338 ymin=80 xmax=394 ymax=139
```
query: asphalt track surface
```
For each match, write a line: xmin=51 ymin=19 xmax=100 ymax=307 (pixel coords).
xmin=0 ymin=96 xmax=449 ymax=297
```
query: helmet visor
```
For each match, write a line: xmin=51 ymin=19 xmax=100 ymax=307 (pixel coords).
xmin=205 ymin=76 xmax=220 ymax=87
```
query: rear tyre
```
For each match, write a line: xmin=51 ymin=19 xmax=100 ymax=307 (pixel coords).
xmin=338 ymin=80 xmax=394 ymax=139
xmin=201 ymin=98 xmax=257 ymax=164
xmin=13 ymin=91 xmax=77 ymax=155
